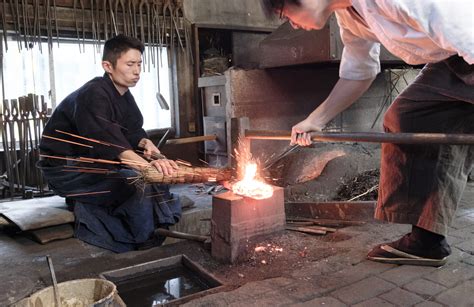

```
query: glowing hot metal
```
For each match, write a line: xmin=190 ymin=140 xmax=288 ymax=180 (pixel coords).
xmin=232 ymin=162 xmax=273 ymax=200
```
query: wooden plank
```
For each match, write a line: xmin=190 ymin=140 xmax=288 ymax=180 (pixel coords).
xmin=286 ymin=226 xmax=326 ymax=235
xmin=28 ymin=223 xmax=74 ymax=244
xmin=1 ymin=207 xmax=74 ymax=231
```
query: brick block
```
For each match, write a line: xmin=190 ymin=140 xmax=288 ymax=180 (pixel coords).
xmin=425 ymin=262 xmax=474 ymax=288
xmin=353 ymin=297 xmax=394 ymax=306
xmin=331 ymin=276 xmax=396 ymax=305
xmin=379 ymin=287 xmax=424 ymax=306
xmin=436 ymin=280 xmax=474 ymax=306
xmin=211 ymin=186 xmax=285 ymax=263
xmin=378 ymin=265 xmax=437 ymax=286
xmin=403 ymin=278 xmax=447 ymax=297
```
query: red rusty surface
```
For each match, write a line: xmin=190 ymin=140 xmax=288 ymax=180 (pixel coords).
xmin=211 ymin=186 xmax=285 ymax=263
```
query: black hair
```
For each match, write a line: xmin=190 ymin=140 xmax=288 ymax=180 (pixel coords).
xmin=102 ymin=35 xmax=145 ymax=67
xmin=260 ymin=0 xmax=301 ymax=18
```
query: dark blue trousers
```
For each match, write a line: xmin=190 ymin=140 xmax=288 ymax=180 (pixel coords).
xmin=38 ymin=161 xmax=181 ymax=252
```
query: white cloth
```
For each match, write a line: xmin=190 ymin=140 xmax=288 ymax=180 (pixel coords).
xmin=335 ymin=0 xmax=474 ymax=80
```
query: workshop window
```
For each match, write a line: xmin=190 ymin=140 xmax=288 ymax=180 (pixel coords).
xmin=1 ymin=38 xmax=172 ymax=130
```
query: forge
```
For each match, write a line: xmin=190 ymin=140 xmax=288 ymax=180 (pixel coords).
xmin=211 ymin=186 xmax=285 ymax=263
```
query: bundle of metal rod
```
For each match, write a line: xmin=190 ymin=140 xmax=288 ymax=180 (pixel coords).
xmin=141 ymin=165 xmax=232 ymax=184
xmin=244 ymin=129 xmax=474 ymax=145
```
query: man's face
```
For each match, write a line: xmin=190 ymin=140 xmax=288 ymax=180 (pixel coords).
xmin=281 ymin=0 xmax=333 ymax=31
xmin=103 ymin=48 xmax=142 ymax=94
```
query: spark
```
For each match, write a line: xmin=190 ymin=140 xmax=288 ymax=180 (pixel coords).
xmin=255 ymin=246 xmax=266 ymax=252
xmin=55 ymin=129 xmax=127 ymax=149
xmin=145 ymin=192 xmax=166 ymax=198
xmin=120 ymin=158 xmax=149 ymax=167
xmin=63 ymin=165 xmax=111 ymax=172
xmin=94 ymin=114 xmax=128 ymax=130
xmin=65 ymin=190 xmax=111 ymax=197
xmin=55 ymin=130 xmax=109 ymax=146
xmin=42 ymin=134 xmax=93 ymax=148
xmin=62 ymin=169 xmax=110 ymax=174
xmin=78 ymin=157 xmax=121 ymax=165
xmin=159 ymin=198 xmax=177 ymax=204
xmin=176 ymin=159 xmax=192 ymax=167
xmin=135 ymin=150 xmax=166 ymax=160
xmin=40 ymin=154 xmax=94 ymax=164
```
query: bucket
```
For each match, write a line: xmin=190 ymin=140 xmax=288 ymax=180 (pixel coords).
xmin=12 ymin=278 xmax=124 ymax=307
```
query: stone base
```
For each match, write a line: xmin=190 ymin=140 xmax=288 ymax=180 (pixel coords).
xmin=211 ymin=186 xmax=285 ymax=263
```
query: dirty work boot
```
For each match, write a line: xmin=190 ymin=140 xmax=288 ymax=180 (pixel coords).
xmin=367 ymin=226 xmax=451 ymax=267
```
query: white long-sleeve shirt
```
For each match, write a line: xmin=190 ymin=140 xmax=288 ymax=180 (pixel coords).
xmin=335 ymin=0 xmax=474 ymax=80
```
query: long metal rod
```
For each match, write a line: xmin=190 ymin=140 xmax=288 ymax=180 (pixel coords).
xmin=245 ymin=129 xmax=474 ymax=145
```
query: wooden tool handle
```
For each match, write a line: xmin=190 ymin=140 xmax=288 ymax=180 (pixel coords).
xmin=154 ymin=228 xmax=209 ymax=242
xmin=166 ymin=135 xmax=217 ymax=145
xmin=245 ymin=129 xmax=474 ymax=145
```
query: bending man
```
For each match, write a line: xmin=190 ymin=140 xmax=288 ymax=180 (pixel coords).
xmin=262 ymin=0 xmax=473 ymax=266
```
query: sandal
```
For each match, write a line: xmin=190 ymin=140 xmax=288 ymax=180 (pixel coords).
xmin=367 ymin=244 xmax=448 ymax=267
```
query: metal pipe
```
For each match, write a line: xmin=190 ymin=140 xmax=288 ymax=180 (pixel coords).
xmin=245 ymin=129 xmax=474 ymax=145
xmin=166 ymin=134 xmax=217 ymax=145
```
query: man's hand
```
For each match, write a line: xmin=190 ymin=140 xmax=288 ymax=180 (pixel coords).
xmin=291 ymin=118 xmax=323 ymax=146
xmin=139 ymin=138 xmax=161 ymax=160
xmin=290 ymin=77 xmax=375 ymax=146
xmin=149 ymin=159 xmax=179 ymax=176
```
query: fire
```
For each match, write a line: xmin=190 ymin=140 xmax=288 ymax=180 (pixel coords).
xmin=232 ymin=162 xmax=273 ymax=200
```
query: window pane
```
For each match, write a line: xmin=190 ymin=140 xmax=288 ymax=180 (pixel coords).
xmin=2 ymin=41 xmax=50 ymax=103
xmin=2 ymin=38 xmax=172 ymax=130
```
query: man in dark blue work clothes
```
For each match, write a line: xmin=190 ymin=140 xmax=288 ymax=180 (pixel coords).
xmin=38 ymin=35 xmax=181 ymax=252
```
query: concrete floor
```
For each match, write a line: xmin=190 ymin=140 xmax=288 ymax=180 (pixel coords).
xmin=1 ymin=182 xmax=473 ymax=306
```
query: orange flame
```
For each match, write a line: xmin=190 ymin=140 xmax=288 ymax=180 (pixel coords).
xmin=232 ymin=162 xmax=273 ymax=200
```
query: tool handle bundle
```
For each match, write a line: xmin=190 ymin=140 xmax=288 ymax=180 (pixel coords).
xmin=141 ymin=165 xmax=232 ymax=184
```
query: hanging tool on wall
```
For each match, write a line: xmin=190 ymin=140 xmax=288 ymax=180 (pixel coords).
xmin=6 ymin=0 xmax=21 ymax=50
xmin=10 ymin=99 xmax=21 ymax=187
xmin=171 ymin=0 xmax=184 ymax=52
xmin=52 ymin=0 xmax=59 ymax=46
xmin=2 ymin=100 xmax=14 ymax=197
xmin=158 ymin=0 xmax=163 ymax=64
xmin=80 ymin=0 xmax=86 ymax=51
xmin=73 ymin=0 xmax=82 ymax=52
xmin=1 ymin=0 xmax=8 ymax=51
xmin=102 ymin=0 xmax=108 ymax=41
xmin=18 ymin=96 xmax=27 ymax=195
xmin=138 ymin=0 xmax=147 ymax=66
xmin=146 ymin=0 xmax=153 ymax=70
xmin=23 ymin=95 xmax=35 ymax=193
xmin=129 ymin=0 xmax=137 ymax=38
xmin=45 ymin=0 xmax=54 ymax=49
xmin=114 ymin=0 xmax=125 ymax=36
xmin=90 ymin=0 xmax=97 ymax=55
xmin=176 ymin=0 xmax=193 ymax=64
